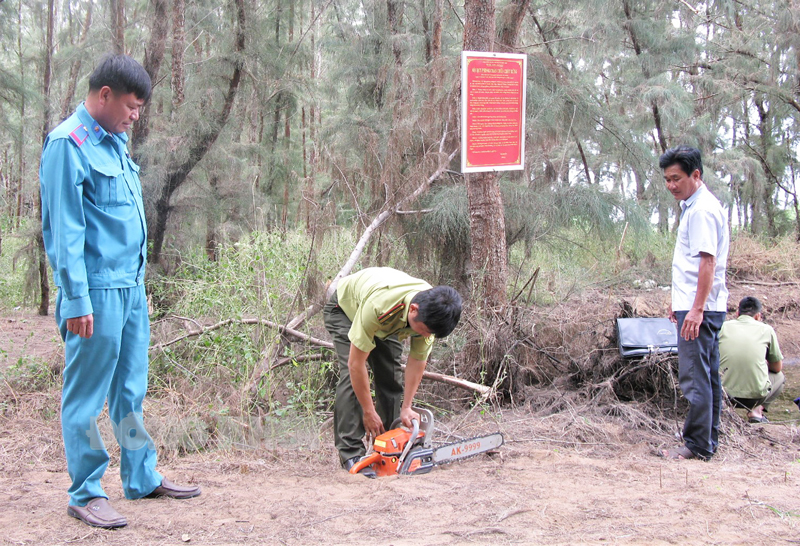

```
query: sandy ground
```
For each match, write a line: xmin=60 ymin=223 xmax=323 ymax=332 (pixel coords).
xmin=2 ymin=304 xmax=800 ymax=545
xmin=1 ymin=415 xmax=799 ymax=546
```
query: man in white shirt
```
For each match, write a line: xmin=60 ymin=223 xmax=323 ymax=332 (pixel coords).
xmin=659 ymin=145 xmax=729 ymax=461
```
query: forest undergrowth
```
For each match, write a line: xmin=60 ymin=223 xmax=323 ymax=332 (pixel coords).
xmin=2 ymin=226 xmax=800 ymax=464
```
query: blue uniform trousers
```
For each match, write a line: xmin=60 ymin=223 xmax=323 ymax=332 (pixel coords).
xmin=675 ymin=310 xmax=726 ymax=460
xmin=56 ymin=285 xmax=162 ymax=506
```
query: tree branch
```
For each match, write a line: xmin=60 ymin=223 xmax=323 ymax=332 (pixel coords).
xmin=149 ymin=316 xmax=333 ymax=353
xmin=403 ymin=364 xmax=491 ymax=395
xmin=149 ymin=316 xmax=490 ymax=395
xmin=326 ymin=146 xmax=459 ymax=298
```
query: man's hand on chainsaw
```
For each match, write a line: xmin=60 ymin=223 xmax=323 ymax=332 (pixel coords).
xmin=400 ymin=406 xmax=420 ymax=428
xmin=363 ymin=408 xmax=385 ymax=439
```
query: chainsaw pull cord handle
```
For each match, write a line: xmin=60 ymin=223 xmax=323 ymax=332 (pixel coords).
xmin=399 ymin=418 xmax=420 ymax=464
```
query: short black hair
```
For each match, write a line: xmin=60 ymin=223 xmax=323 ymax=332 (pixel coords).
xmin=89 ymin=54 xmax=152 ymax=102
xmin=738 ymin=296 xmax=762 ymax=317
xmin=659 ymin=145 xmax=703 ymax=178
xmin=411 ymin=286 xmax=462 ymax=338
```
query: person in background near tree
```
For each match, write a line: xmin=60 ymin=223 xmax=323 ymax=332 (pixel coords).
xmin=719 ymin=296 xmax=785 ymax=424
xmin=323 ymin=267 xmax=462 ymax=478
xmin=40 ymin=54 xmax=200 ymax=529
xmin=659 ymin=145 xmax=729 ymax=461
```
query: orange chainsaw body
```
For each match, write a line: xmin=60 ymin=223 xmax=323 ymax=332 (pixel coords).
xmin=347 ymin=409 xmax=503 ymax=477
xmin=348 ymin=426 xmax=428 ymax=477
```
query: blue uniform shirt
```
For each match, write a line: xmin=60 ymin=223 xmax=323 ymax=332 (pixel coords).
xmin=40 ymin=102 xmax=147 ymax=319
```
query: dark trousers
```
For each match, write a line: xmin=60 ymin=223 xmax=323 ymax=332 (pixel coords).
xmin=323 ymin=294 xmax=403 ymax=464
xmin=675 ymin=310 xmax=726 ymax=460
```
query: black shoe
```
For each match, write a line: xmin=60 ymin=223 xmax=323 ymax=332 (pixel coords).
xmin=343 ymin=456 xmax=377 ymax=479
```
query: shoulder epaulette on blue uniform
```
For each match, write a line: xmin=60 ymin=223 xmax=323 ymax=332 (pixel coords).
xmin=378 ymin=302 xmax=405 ymax=325
xmin=68 ymin=124 xmax=89 ymax=147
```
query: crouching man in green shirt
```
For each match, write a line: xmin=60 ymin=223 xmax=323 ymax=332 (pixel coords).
xmin=323 ymin=267 xmax=462 ymax=478
xmin=719 ymin=296 xmax=785 ymax=424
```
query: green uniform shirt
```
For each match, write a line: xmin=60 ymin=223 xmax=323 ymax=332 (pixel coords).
xmin=719 ymin=315 xmax=783 ymax=399
xmin=336 ymin=267 xmax=434 ymax=361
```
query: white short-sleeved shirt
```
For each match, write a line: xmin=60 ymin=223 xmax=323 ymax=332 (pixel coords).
xmin=671 ymin=183 xmax=729 ymax=312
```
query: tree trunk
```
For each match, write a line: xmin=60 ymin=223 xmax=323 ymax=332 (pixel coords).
xmin=432 ymin=0 xmax=443 ymax=59
xmin=60 ymin=2 xmax=93 ymax=120
xmin=266 ymin=97 xmax=281 ymax=195
xmin=131 ymin=0 xmax=168 ymax=158
xmin=421 ymin=0 xmax=431 ymax=63
xmin=275 ymin=0 xmax=282 ymax=42
xmin=497 ymin=0 xmax=530 ymax=52
xmin=206 ymin=175 xmax=219 ymax=261
xmin=305 ymin=0 xmax=318 ymax=230
xmin=37 ymin=0 xmax=55 ymax=316
xmin=425 ymin=0 xmax=445 ymax=109
xmin=575 ymin=137 xmax=592 ymax=184
xmin=111 ymin=0 xmax=125 ymax=55
xmin=15 ymin=2 xmax=25 ymax=230
xmin=171 ymin=0 xmax=186 ymax=115
xmin=633 ymin=168 xmax=646 ymax=202
xmin=755 ymin=97 xmax=777 ymax=237
xmin=463 ymin=0 xmax=508 ymax=309
xmin=792 ymin=166 xmax=800 ymax=242
xmin=1 ymin=148 xmax=9 ymax=227
xmin=40 ymin=0 xmax=54 ymax=146
xmin=149 ymin=0 xmax=246 ymax=264
xmin=622 ymin=0 xmax=673 ymax=231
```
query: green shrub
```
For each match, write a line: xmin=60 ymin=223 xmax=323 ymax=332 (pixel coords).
xmin=0 ymin=218 xmax=38 ymax=310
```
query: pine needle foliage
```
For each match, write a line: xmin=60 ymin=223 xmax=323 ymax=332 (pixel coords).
xmin=403 ymin=177 xmax=653 ymax=287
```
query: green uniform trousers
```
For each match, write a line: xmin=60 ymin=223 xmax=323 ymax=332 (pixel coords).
xmin=323 ymin=293 xmax=403 ymax=464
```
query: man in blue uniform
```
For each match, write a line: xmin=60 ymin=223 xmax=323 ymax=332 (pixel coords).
xmin=40 ymin=54 xmax=200 ymax=529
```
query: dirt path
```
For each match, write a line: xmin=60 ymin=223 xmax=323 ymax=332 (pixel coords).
xmin=2 ymin=306 xmax=800 ymax=545
xmin=2 ymin=426 xmax=799 ymax=546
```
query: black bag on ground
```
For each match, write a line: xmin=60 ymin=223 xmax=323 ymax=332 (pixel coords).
xmin=616 ymin=317 xmax=678 ymax=358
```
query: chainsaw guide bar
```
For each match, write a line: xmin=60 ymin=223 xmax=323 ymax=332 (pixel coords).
xmin=432 ymin=433 xmax=504 ymax=465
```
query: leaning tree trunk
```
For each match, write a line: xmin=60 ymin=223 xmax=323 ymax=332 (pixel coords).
xmin=60 ymin=2 xmax=93 ymax=120
xmin=149 ymin=0 xmax=246 ymax=265
xmin=171 ymin=0 xmax=185 ymax=115
xmin=622 ymin=0 xmax=675 ymax=232
xmin=131 ymin=0 xmax=169 ymax=159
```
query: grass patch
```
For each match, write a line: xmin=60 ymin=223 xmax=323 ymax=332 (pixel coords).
xmin=0 ymin=218 xmax=39 ymax=311
xmin=0 ymin=355 xmax=61 ymax=395
xmin=507 ymin=225 xmax=674 ymax=305
xmin=728 ymin=232 xmax=800 ymax=282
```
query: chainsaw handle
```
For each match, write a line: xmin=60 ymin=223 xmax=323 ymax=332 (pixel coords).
xmin=398 ymin=418 xmax=420 ymax=464
xmin=348 ymin=452 xmax=381 ymax=475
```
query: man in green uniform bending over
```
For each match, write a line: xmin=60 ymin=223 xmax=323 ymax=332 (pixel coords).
xmin=323 ymin=267 xmax=462 ymax=478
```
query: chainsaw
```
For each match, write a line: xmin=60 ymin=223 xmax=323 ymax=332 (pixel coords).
xmin=348 ymin=408 xmax=504 ymax=477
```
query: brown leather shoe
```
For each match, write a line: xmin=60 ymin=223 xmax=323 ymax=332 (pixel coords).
xmin=67 ymin=497 xmax=128 ymax=529
xmin=145 ymin=477 xmax=201 ymax=499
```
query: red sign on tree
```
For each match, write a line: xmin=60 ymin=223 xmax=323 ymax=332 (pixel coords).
xmin=461 ymin=51 xmax=527 ymax=173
